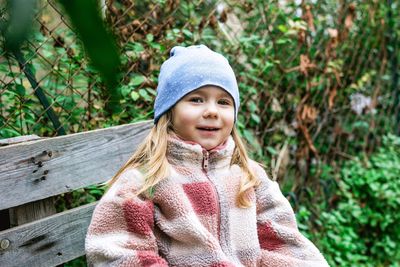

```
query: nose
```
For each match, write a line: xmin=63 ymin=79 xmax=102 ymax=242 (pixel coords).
xmin=203 ymin=102 xmax=218 ymax=118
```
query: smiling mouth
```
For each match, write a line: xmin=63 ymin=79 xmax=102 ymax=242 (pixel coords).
xmin=197 ymin=127 xmax=219 ymax=131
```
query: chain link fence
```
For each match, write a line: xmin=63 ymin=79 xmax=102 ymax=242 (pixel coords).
xmin=1 ymin=0 xmax=399 ymax=192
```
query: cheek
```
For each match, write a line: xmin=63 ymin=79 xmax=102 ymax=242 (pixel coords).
xmin=174 ymin=111 xmax=195 ymax=126
xmin=223 ymin=110 xmax=235 ymax=128
xmin=225 ymin=122 xmax=234 ymax=135
xmin=172 ymin=109 xmax=197 ymax=135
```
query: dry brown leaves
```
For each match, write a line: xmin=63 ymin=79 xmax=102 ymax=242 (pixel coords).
xmin=300 ymin=104 xmax=318 ymax=124
xmin=302 ymin=5 xmax=316 ymax=32
xmin=300 ymin=54 xmax=316 ymax=76
xmin=328 ymin=86 xmax=337 ymax=110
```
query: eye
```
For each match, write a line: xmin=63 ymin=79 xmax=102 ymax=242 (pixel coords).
xmin=188 ymin=97 xmax=203 ymax=103
xmin=218 ymin=98 xmax=232 ymax=105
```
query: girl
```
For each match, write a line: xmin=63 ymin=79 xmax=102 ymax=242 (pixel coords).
xmin=85 ymin=45 xmax=329 ymax=267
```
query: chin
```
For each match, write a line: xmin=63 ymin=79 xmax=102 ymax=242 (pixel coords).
xmin=202 ymin=143 xmax=218 ymax=150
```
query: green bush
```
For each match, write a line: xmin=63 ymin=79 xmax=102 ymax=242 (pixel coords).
xmin=304 ymin=134 xmax=400 ymax=267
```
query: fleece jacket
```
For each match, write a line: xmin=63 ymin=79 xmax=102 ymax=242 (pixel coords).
xmin=85 ymin=136 xmax=329 ymax=267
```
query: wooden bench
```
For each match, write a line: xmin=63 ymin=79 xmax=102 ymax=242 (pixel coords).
xmin=0 ymin=121 xmax=152 ymax=266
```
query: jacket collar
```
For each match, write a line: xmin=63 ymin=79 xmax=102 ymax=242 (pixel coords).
xmin=166 ymin=134 xmax=236 ymax=171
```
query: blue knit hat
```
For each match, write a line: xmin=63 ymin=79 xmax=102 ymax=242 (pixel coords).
xmin=154 ymin=44 xmax=240 ymax=123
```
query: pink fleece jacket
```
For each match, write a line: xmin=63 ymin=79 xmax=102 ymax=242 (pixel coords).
xmin=85 ymin=136 xmax=329 ymax=266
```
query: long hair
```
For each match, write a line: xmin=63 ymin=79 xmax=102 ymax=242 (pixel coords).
xmin=107 ymin=112 xmax=172 ymax=196
xmin=108 ymin=112 xmax=260 ymax=208
xmin=230 ymin=127 xmax=261 ymax=207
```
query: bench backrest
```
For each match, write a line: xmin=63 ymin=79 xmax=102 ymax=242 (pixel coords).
xmin=0 ymin=121 xmax=152 ymax=266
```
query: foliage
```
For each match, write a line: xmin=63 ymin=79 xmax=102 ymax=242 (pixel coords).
xmin=55 ymin=185 xmax=106 ymax=212
xmin=0 ymin=0 xmax=36 ymax=50
xmin=298 ymin=134 xmax=400 ymax=267
xmin=63 ymin=256 xmax=87 ymax=267
xmin=1 ymin=0 xmax=400 ymax=266
xmin=58 ymin=0 xmax=121 ymax=113
xmin=1 ymin=0 xmax=121 ymax=113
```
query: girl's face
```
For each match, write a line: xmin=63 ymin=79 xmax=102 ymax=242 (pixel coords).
xmin=172 ymin=85 xmax=235 ymax=150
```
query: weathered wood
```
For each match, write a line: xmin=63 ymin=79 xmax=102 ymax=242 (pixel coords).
xmin=0 ymin=135 xmax=42 ymax=146
xmin=9 ymin=198 xmax=57 ymax=227
xmin=0 ymin=120 xmax=152 ymax=210
xmin=2 ymin=135 xmax=57 ymax=231
xmin=0 ymin=202 xmax=96 ymax=267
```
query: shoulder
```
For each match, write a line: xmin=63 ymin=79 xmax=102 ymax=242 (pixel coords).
xmin=248 ymin=159 xmax=282 ymax=194
xmin=115 ymin=167 xmax=145 ymax=187
xmin=248 ymin=159 xmax=270 ymax=181
xmin=103 ymin=167 xmax=146 ymax=201
xmin=247 ymin=160 xmax=291 ymax=213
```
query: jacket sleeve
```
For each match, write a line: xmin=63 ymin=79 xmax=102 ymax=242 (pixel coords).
xmin=251 ymin=162 xmax=329 ymax=267
xmin=85 ymin=168 xmax=168 ymax=267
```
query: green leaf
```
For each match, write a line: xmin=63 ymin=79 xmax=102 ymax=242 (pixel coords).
xmin=15 ymin=84 xmax=26 ymax=96
xmin=146 ymin=33 xmax=154 ymax=42
xmin=130 ymin=75 xmax=146 ymax=87
xmin=251 ymin=113 xmax=260 ymax=124
xmin=182 ymin=29 xmax=193 ymax=38
xmin=120 ymin=85 xmax=131 ymax=97
xmin=0 ymin=64 xmax=10 ymax=73
xmin=242 ymin=129 xmax=255 ymax=144
xmin=144 ymin=88 xmax=157 ymax=96
xmin=248 ymin=101 xmax=258 ymax=112
xmin=276 ymin=38 xmax=291 ymax=45
xmin=139 ymin=88 xmax=151 ymax=101
xmin=278 ymin=25 xmax=288 ymax=33
xmin=148 ymin=186 xmax=155 ymax=198
xmin=130 ymin=91 xmax=140 ymax=101
xmin=126 ymin=42 xmax=145 ymax=52
xmin=266 ymin=146 xmax=278 ymax=155
xmin=1 ymin=128 xmax=21 ymax=138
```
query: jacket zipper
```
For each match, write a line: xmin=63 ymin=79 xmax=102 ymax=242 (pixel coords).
xmin=202 ymin=150 xmax=221 ymax=243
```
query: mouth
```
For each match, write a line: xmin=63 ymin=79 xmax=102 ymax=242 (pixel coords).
xmin=197 ymin=127 xmax=220 ymax=131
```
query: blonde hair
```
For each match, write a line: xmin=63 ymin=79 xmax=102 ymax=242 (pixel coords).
xmin=108 ymin=112 xmax=260 ymax=208
xmin=231 ymin=128 xmax=261 ymax=207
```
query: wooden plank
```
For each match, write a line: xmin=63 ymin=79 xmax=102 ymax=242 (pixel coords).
xmin=0 ymin=202 xmax=96 ymax=267
xmin=0 ymin=135 xmax=42 ymax=146
xmin=1 ymin=132 xmax=57 ymax=242
xmin=0 ymin=134 xmax=39 ymax=230
xmin=9 ymin=197 xmax=56 ymax=227
xmin=0 ymin=120 xmax=152 ymax=210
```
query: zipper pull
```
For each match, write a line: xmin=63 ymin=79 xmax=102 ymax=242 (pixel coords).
xmin=202 ymin=150 xmax=209 ymax=172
